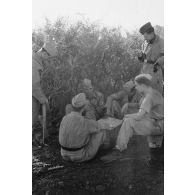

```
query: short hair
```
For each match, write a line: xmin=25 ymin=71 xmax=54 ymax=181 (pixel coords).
xmin=135 ymin=75 xmax=152 ymax=87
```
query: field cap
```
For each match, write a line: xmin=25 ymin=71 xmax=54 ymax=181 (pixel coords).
xmin=139 ymin=22 xmax=153 ymax=34
xmin=72 ymin=93 xmax=87 ymax=108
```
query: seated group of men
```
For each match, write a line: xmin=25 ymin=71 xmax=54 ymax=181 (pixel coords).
xmin=59 ymin=74 xmax=164 ymax=163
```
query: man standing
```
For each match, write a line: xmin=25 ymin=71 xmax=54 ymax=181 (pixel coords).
xmin=32 ymin=38 xmax=57 ymax=133
xmin=138 ymin=22 xmax=164 ymax=95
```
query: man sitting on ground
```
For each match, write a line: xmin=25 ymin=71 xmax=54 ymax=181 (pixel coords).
xmin=59 ymin=93 xmax=110 ymax=162
xmin=101 ymin=74 xmax=164 ymax=161
xmin=65 ymin=79 xmax=105 ymax=120
xmin=105 ymin=80 xmax=140 ymax=119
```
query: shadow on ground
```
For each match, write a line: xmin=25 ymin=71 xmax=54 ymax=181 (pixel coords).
xmin=32 ymin=126 xmax=164 ymax=195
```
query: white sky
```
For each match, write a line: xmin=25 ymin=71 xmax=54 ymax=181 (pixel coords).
xmin=32 ymin=0 xmax=164 ymax=32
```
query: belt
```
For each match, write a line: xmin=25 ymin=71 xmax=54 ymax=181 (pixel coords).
xmin=60 ymin=144 xmax=86 ymax=151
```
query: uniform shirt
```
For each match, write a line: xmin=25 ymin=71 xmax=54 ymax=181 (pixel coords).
xmin=85 ymin=91 xmax=105 ymax=119
xmin=32 ymin=53 xmax=45 ymax=102
xmin=59 ymin=112 xmax=100 ymax=148
xmin=142 ymin=35 xmax=164 ymax=73
xmin=139 ymin=89 xmax=164 ymax=120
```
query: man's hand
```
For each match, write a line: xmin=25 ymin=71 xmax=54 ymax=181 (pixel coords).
xmin=136 ymin=50 xmax=145 ymax=62
xmin=98 ymin=120 xmax=110 ymax=130
xmin=156 ymin=56 xmax=164 ymax=66
xmin=39 ymin=96 xmax=49 ymax=105
xmin=124 ymin=114 xmax=132 ymax=118
xmin=124 ymin=113 xmax=139 ymax=120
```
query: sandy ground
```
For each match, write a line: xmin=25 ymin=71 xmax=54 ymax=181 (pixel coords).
xmin=32 ymin=125 xmax=164 ymax=195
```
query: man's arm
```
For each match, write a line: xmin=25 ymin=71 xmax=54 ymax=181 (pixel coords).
xmin=125 ymin=95 xmax=152 ymax=120
xmin=84 ymin=118 xmax=100 ymax=134
xmin=32 ymin=63 xmax=48 ymax=104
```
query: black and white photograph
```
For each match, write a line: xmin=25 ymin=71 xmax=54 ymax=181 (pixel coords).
xmin=32 ymin=0 xmax=164 ymax=194
xmin=2 ymin=0 xmax=195 ymax=194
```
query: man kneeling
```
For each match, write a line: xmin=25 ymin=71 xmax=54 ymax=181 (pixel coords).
xmin=59 ymin=93 xmax=110 ymax=162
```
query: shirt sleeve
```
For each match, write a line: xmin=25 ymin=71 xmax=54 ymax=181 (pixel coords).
xmin=84 ymin=119 xmax=100 ymax=134
xmin=139 ymin=95 xmax=153 ymax=113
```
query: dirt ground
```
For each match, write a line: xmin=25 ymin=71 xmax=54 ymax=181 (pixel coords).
xmin=32 ymin=125 xmax=164 ymax=195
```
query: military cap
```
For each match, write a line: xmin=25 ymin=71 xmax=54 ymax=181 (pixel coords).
xmin=139 ymin=22 xmax=154 ymax=35
xmin=72 ymin=93 xmax=87 ymax=108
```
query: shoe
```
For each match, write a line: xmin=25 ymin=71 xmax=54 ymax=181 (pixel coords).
xmin=100 ymin=149 xmax=122 ymax=163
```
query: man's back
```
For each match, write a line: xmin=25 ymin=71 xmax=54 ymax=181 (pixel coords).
xmin=59 ymin=112 xmax=99 ymax=148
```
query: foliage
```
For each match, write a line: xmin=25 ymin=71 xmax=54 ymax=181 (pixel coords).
xmin=32 ymin=18 xmax=163 ymax=119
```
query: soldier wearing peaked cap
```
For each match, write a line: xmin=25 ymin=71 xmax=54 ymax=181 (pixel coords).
xmin=59 ymin=93 xmax=111 ymax=162
xmin=137 ymin=22 xmax=164 ymax=95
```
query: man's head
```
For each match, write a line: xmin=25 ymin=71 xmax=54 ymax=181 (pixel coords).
xmin=134 ymin=74 xmax=153 ymax=93
xmin=82 ymin=79 xmax=94 ymax=97
xmin=72 ymin=93 xmax=88 ymax=112
xmin=139 ymin=22 xmax=155 ymax=43
xmin=123 ymin=80 xmax=135 ymax=93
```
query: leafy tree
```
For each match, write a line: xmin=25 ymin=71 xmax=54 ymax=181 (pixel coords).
xmin=32 ymin=18 xmax=163 ymax=122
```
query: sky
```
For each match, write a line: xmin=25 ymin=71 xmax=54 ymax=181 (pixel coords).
xmin=32 ymin=0 xmax=164 ymax=32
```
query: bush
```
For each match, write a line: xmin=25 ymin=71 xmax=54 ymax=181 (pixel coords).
xmin=32 ymin=18 xmax=163 ymax=121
